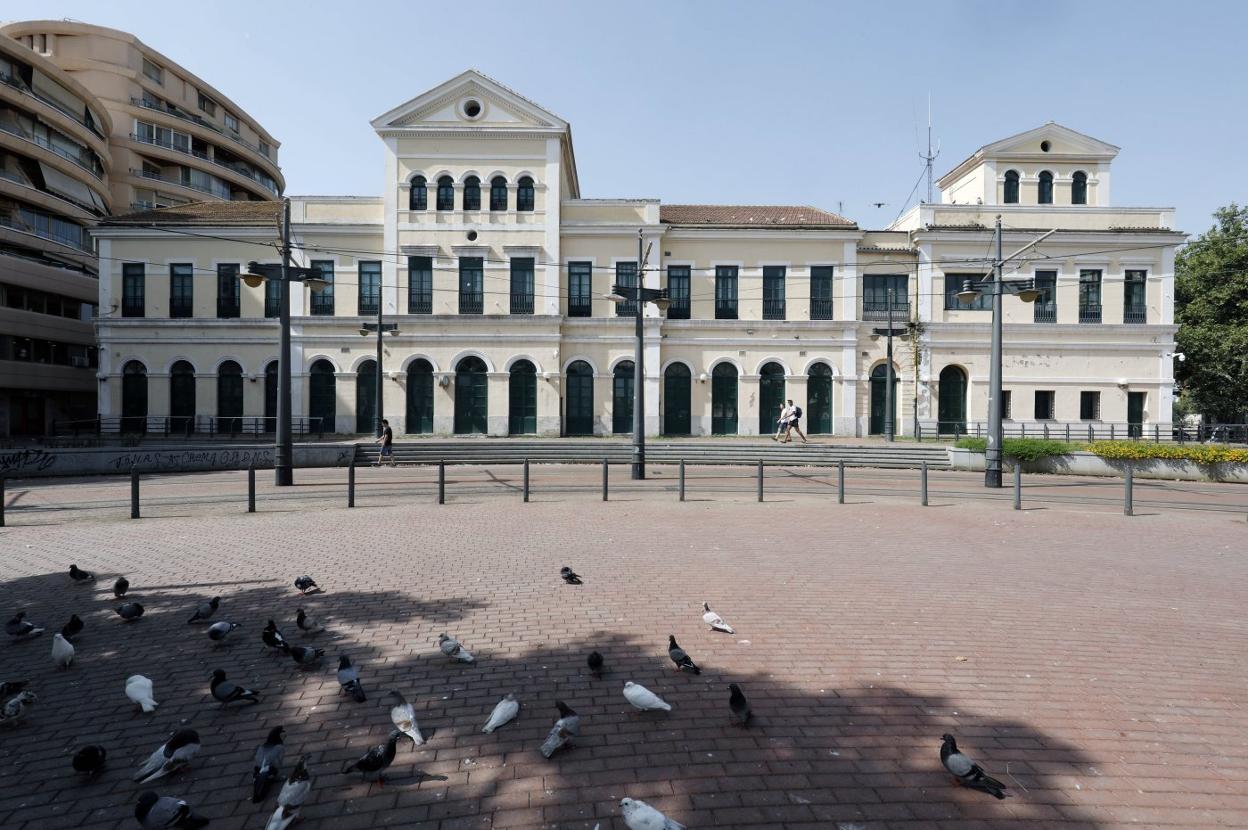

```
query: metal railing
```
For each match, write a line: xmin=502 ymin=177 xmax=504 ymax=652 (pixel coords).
xmin=1 ymin=70 xmax=104 ymax=137
xmin=50 ymin=415 xmax=325 ymax=439
xmin=459 ymin=291 xmax=484 ymax=315
xmin=763 ymin=298 xmax=786 ymax=320
xmin=128 ymin=130 xmax=277 ymax=193
xmin=920 ymin=420 xmax=1248 ymax=445
xmin=216 ymin=299 xmax=240 ymax=318
xmin=568 ymin=298 xmax=592 ymax=317
xmin=130 ymin=167 xmax=230 ymax=200
xmin=0 ymin=117 xmax=104 ymax=178
xmin=715 ymin=301 xmax=738 ymax=320
xmin=408 ymin=295 xmax=432 ymax=315
xmin=1123 ymin=307 xmax=1147 ymax=324
xmin=509 ymin=292 xmax=534 ymax=315
xmin=863 ymin=301 xmax=909 ymax=321
xmin=0 ymin=210 xmax=91 ymax=252
xmin=810 ymin=298 xmax=834 ymax=320
xmin=666 ymin=300 xmax=690 ymax=320
xmin=1079 ymin=303 xmax=1102 ymax=323
xmin=1033 ymin=304 xmax=1057 ymax=323
xmin=129 ymin=97 xmax=274 ymax=160
xmin=169 ymin=300 xmax=194 ymax=319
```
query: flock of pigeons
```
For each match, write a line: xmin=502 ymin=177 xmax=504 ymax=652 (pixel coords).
xmin=1 ymin=562 xmax=1008 ymax=829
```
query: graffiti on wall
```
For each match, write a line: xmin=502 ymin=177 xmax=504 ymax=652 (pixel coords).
xmin=0 ymin=448 xmax=58 ymax=475
xmin=107 ymin=447 xmax=277 ymax=472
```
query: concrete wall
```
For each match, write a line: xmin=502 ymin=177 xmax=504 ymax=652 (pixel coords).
xmin=0 ymin=443 xmax=353 ymax=478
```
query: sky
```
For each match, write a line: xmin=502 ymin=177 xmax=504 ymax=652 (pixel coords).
xmin=7 ymin=0 xmax=1245 ymax=234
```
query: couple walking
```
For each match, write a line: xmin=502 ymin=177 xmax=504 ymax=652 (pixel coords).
xmin=772 ymin=399 xmax=808 ymax=443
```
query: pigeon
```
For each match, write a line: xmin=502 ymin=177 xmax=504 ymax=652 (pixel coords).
xmin=340 ymin=730 xmax=410 ymax=782
xmin=294 ymin=575 xmax=320 ymax=595
xmin=288 ymin=645 xmax=324 ymax=667
xmin=126 ymin=675 xmax=159 ymax=713
xmin=114 ymin=576 xmax=130 ymax=598
xmin=337 ymin=656 xmax=366 ymax=702
xmin=295 ymin=608 xmax=324 ymax=635
xmin=702 ymin=602 xmax=735 ymax=634
xmin=61 ymin=613 xmax=84 ymax=642
xmin=135 ymin=791 xmax=210 ymax=829
xmin=133 ymin=729 xmax=201 ymax=783
xmin=6 ymin=611 xmax=44 ymax=639
xmin=539 ymin=701 xmax=579 ymax=758
xmin=0 ymin=680 xmax=27 ymax=698
xmin=941 ymin=734 xmax=1007 ymax=799
xmin=386 ymin=690 xmax=424 ymax=745
xmin=728 ymin=683 xmax=752 ymax=726
xmin=252 ymin=726 xmax=285 ymax=803
xmin=51 ymin=633 xmax=75 ymax=668
xmin=187 ymin=597 xmax=220 ymax=624
xmin=209 ymin=669 xmax=258 ymax=705
xmin=0 ymin=690 xmax=36 ymax=726
xmin=262 ymin=620 xmax=289 ymax=652
xmin=620 ymin=797 xmax=686 ymax=830
xmin=623 ymin=682 xmax=671 ymax=712
xmin=117 ymin=602 xmax=145 ymax=622
xmin=207 ymin=621 xmax=240 ymax=644
xmin=69 ymin=564 xmax=95 ymax=583
xmin=265 ymin=757 xmax=312 ymax=830
xmin=438 ymin=633 xmax=474 ymax=663
xmin=73 ymin=744 xmax=107 ymax=776
xmin=482 ymin=693 xmax=520 ymax=733
xmin=587 ymin=651 xmax=605 ymax=679
xmin=560 ymin=566 xmax=583 ymax=585
xmin=667 ymin=635 xmax=701 ymax=674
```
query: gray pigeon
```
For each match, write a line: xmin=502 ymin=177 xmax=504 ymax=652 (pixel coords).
xmin=337 ymin=655 xmax=366 ymax=702
xmin=539 ymin=701 xmax=579 ymax=758
xmin=667 ymin=635 xmax=701 ymax=674
xmin=438 ymin=633 xmax=474 ymax=663
xmin=252 ymin=726 xmax=285 ymax=803
xmin=340 ymin=730 xmax=409 ymax=782
xmin=207 ymin=621 xmax=239 ymax=644
xmin=288 ymin=645 xmax=324 ymax=668
xmin=386 ymin=690 xmax=424 ymax=745
xmin=210 ymin=669 xmax=258 ymax=705
xmin=265 ymin=757 xmax=312 ymax=830
xmin=941 ymin=734 xmax=1007 ymax=799
xmin=482 ymin=694 xmax=520 ymax=734
xmin=293 ymin=575 xmax=320 ymax=595
xmin=187 ymin=597 xmax=219 ymax=624
xmin=72 ymin=744 xmax=107 ymax=776
xmin=133 ymin=729 xmax=201 ymax=783
xmin=728 ymin=683 xmax=752 ymax=726
xmin=0 ymin=690 xmax=36 ymax=726
xmin=295 ymin=608 xmax=324 ymax=635
xmin=68 ymin=564 xmax=95 ymax=583
xmin=6 ymin=611 xmax=44 ymax=639
xmin=113 ymin=576 xmax=130 ymax=597
xmin=117 ymin=602 xmax=145 ymax=622
xmin=135 ymin=791 xmax=210 ymax=828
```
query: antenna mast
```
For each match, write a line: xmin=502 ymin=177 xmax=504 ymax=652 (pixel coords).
xmin=920 ymin=94 xmax=940 ymax=204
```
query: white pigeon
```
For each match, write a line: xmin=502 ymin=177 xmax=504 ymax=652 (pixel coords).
xmin=620 ymin=797 xmax=686 ymax=830
xmin=265 ymin=757 xmax=313 ymax=830
xmin=133 ymin=729 xmax=201 ymax=784
xmin=482 ymin=693 xmax=520 ymax=733
xmin=125 ymin=675 xmax=158 ymax=713
xmin=438 ymin=633 xmax=474 ymax=663
xmin=623 ymin=682 xmax=672 ymax=712
xmin=702 ymin=601 xmax=735 ymax=634
xmin=386 ymin=691 xmax=424 ymax=746
xmin=51 ymin=633 xmax=74 ymax=668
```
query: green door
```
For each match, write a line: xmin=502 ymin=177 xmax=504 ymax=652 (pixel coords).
xmin=758 ymin=362 xmax=785 ymax=435
xmin=121 ymin=361 xmax=148 ymax=434
xmin=869 ymin=364 xmax=896 ymax=435
xmin=1127 ymin=391 xmax=1145 ymax=438
xmin=663 ymin=363 xmax=691 ymax=435
xmin=612 ymin=362 xmax=634 ymax=434
xmin=566 ymin=361 xmax=594 ymax=436
xmin=169 ymin=361 xmax=196 ymax=434
xmin=356 ymin=359 xmax=377 ymax=434
xmin=263 ymin=361 xmax=278 ymax=433
xmin=217 ymin=361 xmax=244 ymax=434
xmin=454 ymin=357 xmax=488 ymax=434
xmin=406 ymin=359 xmax=433 ymax=434
xmin=711 ymin=363 xmax=737 ymax=435
xmin=509 ymin=360 xmax=537 ymax=435
xmin=937 ymin=365 xmax=967 ymax=435
xmin=309 ymin=360 xmax=336 ymax=433
xmin=807 ymin=363 xmax=833 ymax=434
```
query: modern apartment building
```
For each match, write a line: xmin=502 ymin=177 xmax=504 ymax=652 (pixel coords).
xmin=91 ymin=71 xmax=1184 ymax=439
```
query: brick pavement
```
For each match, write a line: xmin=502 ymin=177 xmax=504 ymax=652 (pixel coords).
xmin=0 ymin=485 xmax=1246 ymax=828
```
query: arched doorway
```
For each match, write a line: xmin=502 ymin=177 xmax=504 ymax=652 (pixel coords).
xmin=121 ymin=360 xmax=147 ymax=434
xmin=454 ymin=356 xmax=488 ymax=434
xmin=263 ymin=361 xmax=278 ymax=433
xmin=663 ymin=363 xmax=691 ymax=435
xmin=612 ymin=361 xmax=634 ymax=434
xmin=938 ymin=365 xmax=968 ymax=435
xmin=808 ymin=363 xmax=834 ymax=434
xmin=356 ymin=360 xmax=377 ymax=434
xmin=711 ymin=363 xmax=738 ymax=435
xmin=758 ymin=362 xmax=785 ymax=435
xmin=169 ymin=360 xmax=196 ymax=434
xmin=309 ymin=359 xmax=336 ymax=433
xmin=406 ymin=359 xmax=434 ymax=434
xmin=217 ymin=361 xmax=243 ymax=434
xmin=508 ymin=360 xmax=537 ymax=435
xmin=565 ymin=360 xmax=594 ymax=436
xmin=869 ymin=363 xmax=898 ymax=435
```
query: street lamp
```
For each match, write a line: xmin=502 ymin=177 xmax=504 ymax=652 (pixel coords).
xmin=868 ymin=287 xmax=908 ymax=442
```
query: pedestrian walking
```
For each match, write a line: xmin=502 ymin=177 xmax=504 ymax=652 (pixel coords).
xmin=772 ymin=401 xmax=792 ymax=441
xmin=375 ymin=419 xmax=396 ymax=467
xmin=782 ymin=399 xmax=808 ymax=443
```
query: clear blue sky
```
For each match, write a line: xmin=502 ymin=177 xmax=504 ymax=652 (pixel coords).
xmin=8 ymin=0 xmax=1244 ymax=233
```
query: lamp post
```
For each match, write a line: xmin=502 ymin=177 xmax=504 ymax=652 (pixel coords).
xmin=870 ymin=287 xmax=907 ymax=442
xmin=359 ymin=297 xmax=399 ymax=436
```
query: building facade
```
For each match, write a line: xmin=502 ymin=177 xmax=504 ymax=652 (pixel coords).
xmin=91 ymin=71 xmax=1184 ymax=439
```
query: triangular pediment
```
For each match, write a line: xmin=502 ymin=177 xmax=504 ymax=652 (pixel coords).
xmin=981 ymin=122 xmax=1120 ymax=160
xmin=371 ymin=69 xmax=568 ymax=133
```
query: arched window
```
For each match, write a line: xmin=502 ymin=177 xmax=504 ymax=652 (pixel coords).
xmin=436 ymin=176 xmax=454 ymax=211
xmin=409 ymin=175 xmax=427 ymax=211
xmin=938 ymin=365 xmax=968 ymax=435
xmin=1037 ymin=170 xmax=1054 ymax=204
xmin=1003 ymin=170 xmax=1020 ymax=204
xmin=565 ymin=361 xmax=594 ymax=436
xmin=663 ymin=363 xmax=692 ymax=436
xmin=490 ymin=176 xmax=508 ymax=211
xmin=309 ymin=359 xmax=336 ymax=433
xmin=263 ymin=360 xmax=278 ymax=432
xmin=516 ymin=176 xmax=535 ymax=212
xmin=121 ymin=360 xmax=148 ymax=434
xmin=758 ymin=362 xmax=785 ymax=435
xmin=463 ymin=175 xmax=481 ymax=211
xmin=807 ymin=363 xmax=833 ymax=435
xmin=454 ymin=356 xmax=488 ymax=434
xmin=170 ymin=360 xmax=196 ymax=435
xmin=1071 ymin=171 xmax=1088 ymax=205
xmin=612 ymin=361 xmax=634 ymax=434
xmin=869 ymin=363 xmax=898 ymax=436
xmin=356 ymin=359 xmax=377 ymax=434
xmin=508 ymin=359 xmax=536 ymax=435
xmin=406 ymin=359 xmax=433 ymax=434
xmin=711 ymin=363 xmax=738 ymax=435
xmin=217 ymin=360 xmax=243 ymax=434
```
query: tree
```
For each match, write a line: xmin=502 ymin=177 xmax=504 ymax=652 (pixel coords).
xmin=1175 ymin=204 xmax=1248 ymax=422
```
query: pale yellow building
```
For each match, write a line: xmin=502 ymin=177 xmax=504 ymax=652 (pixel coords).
xmin=91 ymin=71 xmax=1184 ymax=440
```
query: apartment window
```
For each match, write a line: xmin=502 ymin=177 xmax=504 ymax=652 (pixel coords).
xmin=463 ymin=176 xmax=481 ymax=211
xmin=459 ymin=257 xmax=483 ymax=314
xmin=436 ymin=176 xmax=454 ymax=210
xmin=309 ymin=260 xmax=334 ymax=316
xmin=1124 ymin=270 xmax=1147 ymax=323
xmin=1079 ymin=269 xmax=1102 ymax=323
xmin=1072 ymin=171 xmax=1088 ymax=205
xmin=258 ymin=140 xmax=271 ymax=159
xmin=517 ymin=176 xmax=534 ymax=211
xmin=1038 ymin=171 xmax=1054 ymax=204
xmin=1002 ymin=390 xmax=1013 ymax=420
xmin=666 ymin=265 xmax=690 ymax=319
xmin=197 ymin=92 xmax=216 ymax=116
xmin=216 ymin=263 xmax=240 ymax=318
xmin=510 ymin=257 xmax=534 ymax=314
xmin=715 ymin=266 xmax=738 ymax=319
xmin=122 ymin=263 xmax=145 ymax=317
xmin=1035 ymin=390 xmax=1055 ymax=420
xmin=409 ymin=176 xmax=427 ymax=211
xmin=1003 ymin=170 xmax=1020 ymax=204
xmin=407 ymin=256 xmax=432 ymax=314
xmin=1033 ymin=270 xmax=1057 ymax=322
xmin=810 ymin=266 xmax=834 ymax=320
xmin=763 ymin=266 xmax=786 ymax=320
xmin=490 ymin=176 xmax=507 ymax=211
xmin=568 ymin=262 xmax=592 ymax=317
xmin=142 ymin=58 xmax=163 ymax=85
xmin=944 ymin=273 xmax=992 ymax=310
xmin=358 ymin=261 xmax=381 ymax=315
xmin=1080 ymin=390 xmax=1101 ymax=421
xmin=863 ymin=274 xmax=908 ymax=320
xmin=169 ymin=263 xmax=193 ymax=318
xmin=224 ymin=112 xmax=239 ymax=133
xmin=264 ymin=276 xmax=281 ymax=318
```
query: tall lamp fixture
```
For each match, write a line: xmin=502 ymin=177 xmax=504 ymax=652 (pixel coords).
xmin=869 ymin=287 xmax=908 ymax=442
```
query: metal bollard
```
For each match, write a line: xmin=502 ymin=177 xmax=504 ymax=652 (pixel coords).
xmin=757 ymin=460 xmax=764 ymax=502
xmin=602 ymin=458 xmax=608 ymax=501
xmin=837 ymin=460 xmax=845 ymax=504
xmin=347 ymin=463 xmax=355 ymax=508
xmin=679 ymin=460 xmax=686 ymax=502
xmin=920 ymin=462 xmax=928 ymax=506
xmin=437 ymin=460 xmax=446 ymax=505
xmin=1124 ymin=466 xmax=1133 ymax=516
xmin=247 ymin=464 xmax=256 ymax=513
xmin=130 ymin=465 xmax=140 ymax=519
xmin=523 ymin=459 xmax=530 ymax=503
xmin=1013 ymin=463 xmax=1022 ymax=510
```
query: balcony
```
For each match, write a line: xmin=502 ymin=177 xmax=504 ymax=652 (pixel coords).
xmin=0 ymin=207 xmax=90 ymax=252
xmin=130 ymin=97 xmax=273 ymax=161
xmin=1033 ymin=303 xmax=1057 ymax=323
xmin=1123 ymin=306 xmax=1147 ymax=324
xmin=129 ymin=132 xmax=278 ymax=194
xmin=459 ymin=291 xmax=483 ymax=315
xmin=763 ymin=298 xmax=786 ymax=320
xmin=309 ymin=294 xmax=335 ymax=316
xmin=216 ymin=298 xmax=240 ymax=318
xmin=863 ymin=300 xmax=908 ymax=321
xmin=0 ymin=116 xmax=103 ymax=178
xmin=510 ymin=292 xmax=533 ymax=315
xmin=0 ymin=70 xmax=103 ymax=139
xmin=408 ymin=294 xmax=432 ymax=315
xmin=169 ymin=300 xmax=193 ymax=319
xmin=130 ymin=167 xmax=229 ymax=200
xmin=666 ymin=298 xmax=690 ymax=320
xmin=358 ymin=297 xmax=379 ymax=316
xmin=810 ymin=298 xmax=834 ymax=320
xmin=568 ymin=297 xmax=592 ymax=317
xmin=715 ymin=301 xmax=738 ymax=320
xmin=1079 ymin=303 xmax=1102 ymax=324
xmin=121 ymin=300 xmax=144 ymax=318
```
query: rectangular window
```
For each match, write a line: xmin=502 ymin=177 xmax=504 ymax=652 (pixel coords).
xmin=568 ymin=262 xmax=592 ymax=317
xmin=1002 ymin=390 xmax=1012 ymax=420
xmin=1035 ymin=390 xmax=1055 ymax=420
xmin=1033 ymin=270 xmax=1057 ymax=323
xmin=407 ymin=256 xmax=432 ymax=314
xmin=810 ymin=266 xmax=834 ymax=319
xmin=169 ymin=263 xmax=193 ymax=318
xmin=1124 ymin=270 xmax=1146 ymax=323
xmin=122 ymin=263 xmax=145 ymax=317
xmin=615 ymin=261 xmax=638 ymax=317
xmin=666 ymin=265 xmax=690 ymax=319
xmin=715 ymin=266 xmax=738 ymax=319
xmin=358 ymin=261 xmax=380 ymax=315
xmin=224 ymin=112 xmax=238 ymax=133
xmin=264 ymin=277 xmax=281 ymax=318
xmin=943 ymin=273 xmax=992 ymax=310
xmin=142 ymin=58 xmax=163 ymax=84
xmin=510 ymin=257 xmax=534 ymax=315
xmin=1080 ymin=391 xmax=1101 ymax=420
xmin=1079 ymin=269 xmax=1102 ymax=323
xmin=458 ymin=257 xmax=483 ymax=314
xmin=309 ymin=260 xmax=334 ymax=316
xmin=863 ymin=274 xmax=908 ymax=320
xmin=763 ymin=266 xmax=786 ymax=320
xmin=216 ymin=263 xmax=239 ymax=318
xmin=259 ymin=140 xmax=270 ymax=159
xmin=197 ymin=92 xmax=216 ymax=116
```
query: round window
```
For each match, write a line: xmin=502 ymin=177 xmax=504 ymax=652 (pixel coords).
xmin=466 ymin=230 xmax=478 ymax=242
xmin=463 ymin=99 xmax=482 ymax=119
xmin=1040 ymin=140 xmax=1051 ymax=152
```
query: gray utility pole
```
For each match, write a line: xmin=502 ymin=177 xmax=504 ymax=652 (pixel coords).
xmin=632 ymin=228 xmax=646 ymax=480
xmin=275 ymin=198 xmax=293 ymax=486
xmin=885 ymin=288 xmax=895 ymax=442
xmin=375 ymin=296 xmax=383 ymax=435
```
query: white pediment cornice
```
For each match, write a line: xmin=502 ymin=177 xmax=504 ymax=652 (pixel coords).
xmin=371 ymin=69 xmax=568 ymax=134
xmin=938 ymin=122 xmax=1120 ymax=189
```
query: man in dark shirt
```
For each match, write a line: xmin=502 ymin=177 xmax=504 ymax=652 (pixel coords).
xmin=376 ymin=419 xmax=396 ymax=467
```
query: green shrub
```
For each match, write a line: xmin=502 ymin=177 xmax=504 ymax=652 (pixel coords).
xmin=953 ymin=437 xmax=1076 ymax=461
xmin=1088 ymin=441 xmax=1248 ymax=465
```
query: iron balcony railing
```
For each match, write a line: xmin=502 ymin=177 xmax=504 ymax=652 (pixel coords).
xmin=763 ymin=298 xmax=786 ymax=320
xmin=0 ymin=117 xmax=104 ymax=178
xmin=1033 ymin=303 xmax=1057 ymax=323
xmin=1 ymin=70 xmax=106 ymax=139
xmin=169 ymin=300 xmax=194 ymax=318
xmin=0 ymin=210 xmax=91 ymax=252
xmin=810 ymin=298 xmax=834 ymax=320
xmin=1079 ymin=302 xmax=1102 ymax=323
xmin=715 ymin=301 xmax=738 ymax=320
xmin=408 ymin=294 xmax=432 ymax=314
xmin=510 ymin=292 xmax=534 ymax=315
xmin=129 ymin=97 xmax=274 ymax=160
xmin=130 ymin=167 xmax=230 ymax=200
xmin=863 ymin=300 xmax=909 ymax=321
xmin=216 ymin=299 xmax=240 ymax=318
xmin=568 ymin=298 xmax=592 ymax=317
xmin=666 ymin=300 xmax=690 ymax=320
xmin=459 ymin=291 xmax=483 ymax=315
xmin=128 ymin=132 xmax=277 ymax=193
xmin=309 ymin=295 xmax=335 ymax=315
xmin=358 ymin=298 xmax=379 ymax=316
xmin=1123 ymin=307 xmax=1147 ymax=324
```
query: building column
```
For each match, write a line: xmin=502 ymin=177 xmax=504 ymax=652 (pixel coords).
xmin=787 ymin=374 xmax=808 ymax=430
xmin=434 ymin=373 xmax=454 ymax=435
xmin=838 ymin=344 xmax=858 ymax=436
xmin=643 ymin=318 xmax=661 ymax=437
xmin=487 ymin=372 xmax=508 ymax=436
xmin=538 ymin=373 xmax=560 ymax=436
xmin=336 ymin=372 xmax=354 ymax=434
xmin=740 ymin=374 xmax=760 ymax=436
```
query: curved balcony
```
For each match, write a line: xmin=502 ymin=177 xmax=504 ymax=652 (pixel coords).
xmin=0 ymin=115 xmax=107 ymax=184
xmin=0 ymin=69 xmax=111 ymax=162
xmin=128 ymin=167 xmax=230 ymax=200
xmin=127 ymin=131 xmax=278 ymax=198
xmin=0 ymin=169 xmax=101 ymax=222
xmin=127 ymin=97 xmax=282 ymax=186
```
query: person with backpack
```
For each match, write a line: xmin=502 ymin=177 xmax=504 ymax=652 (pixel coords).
xmin=782 ymin=399 xmax=808 ymax=443
xmin=772 ymin=401 xmax=792 ymax=441
xmin=375 ymin=418 xmax=396 ymax=466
